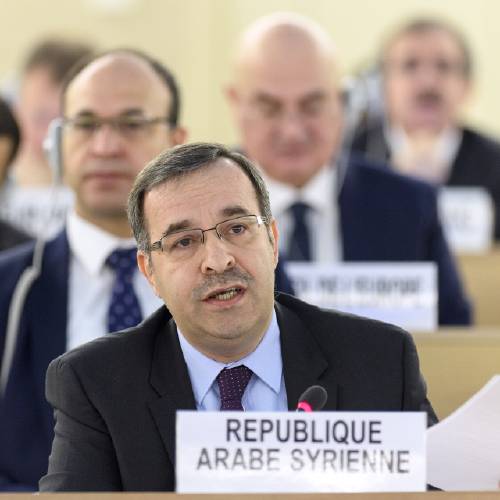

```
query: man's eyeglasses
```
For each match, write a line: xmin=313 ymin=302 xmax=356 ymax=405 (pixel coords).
xmin=149 ymin=215 xmax=268 ymax=261
xmin=63 ymin=115 xmax=171 ymax=141
xmin=386 ymin=58 xmax=466 ymax=78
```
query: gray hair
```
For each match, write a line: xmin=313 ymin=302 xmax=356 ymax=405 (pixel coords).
xmin=127 ymin=142 xmax=273 ymax=252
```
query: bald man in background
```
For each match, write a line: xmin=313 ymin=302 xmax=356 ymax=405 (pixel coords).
xmin=0 ymin=47 xmax=294 ymax=492
xmin=226 ymin=12 xmax=471 ymax=326
xmin=0 ymin=49 xmax=184 ymax=491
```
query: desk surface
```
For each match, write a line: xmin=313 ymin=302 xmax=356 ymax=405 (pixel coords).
xmin=3 ymin=491 xmax=500 ymax=498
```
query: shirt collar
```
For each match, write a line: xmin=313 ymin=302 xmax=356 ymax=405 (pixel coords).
xmin=177 ymin=310 xmax=282 ymax=407
xmin=385 ymin=125 xmax=462 ymax=169
xmin=261 ymin=166 xmax=335 ymax=218
xmin=67 ymin=210 xmax=137 ymax=276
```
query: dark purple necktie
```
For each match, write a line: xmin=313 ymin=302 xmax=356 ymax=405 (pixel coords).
xmin=217 ymin=365 xmax=253 ymax=411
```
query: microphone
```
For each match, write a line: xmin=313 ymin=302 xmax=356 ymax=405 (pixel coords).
xmin=296 ymin=385 xmax=328 ymax=412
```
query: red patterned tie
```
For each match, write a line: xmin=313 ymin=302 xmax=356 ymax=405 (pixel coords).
xmin=217 ymin=365 xmax=253 ymax=411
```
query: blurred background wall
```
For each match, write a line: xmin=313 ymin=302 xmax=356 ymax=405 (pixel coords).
xmin=1 ymin=0 xmax=498 ymax=144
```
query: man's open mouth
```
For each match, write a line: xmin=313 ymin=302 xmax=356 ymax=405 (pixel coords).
xmin=206 ymin=287 xmax=244 ymax=301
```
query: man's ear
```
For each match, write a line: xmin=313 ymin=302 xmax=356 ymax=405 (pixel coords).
xmin=169 ymin=126 xmax=188 ymax=146
xmin=270 ymin=219 xmax=279 ymax=266
xmin=461 ymin=79 xmax=473 ymax=105
xmin=137 ymin=251 xmax=161 ymax=297
xmin=224 ymin=85 xmax=241 ymax=109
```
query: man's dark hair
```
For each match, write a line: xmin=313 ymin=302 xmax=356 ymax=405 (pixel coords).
xmin=127 ymin=142 xmax=273 ymax=252
xmin=0 ymin=98 xmax=21 ymax=167
xmin=23 ymin=38 xmax=95 ymax=84
xmin=60 ymin=48 xmax=181 ymax=127
xmin=381 ymin=18 xmax=473 ymax=79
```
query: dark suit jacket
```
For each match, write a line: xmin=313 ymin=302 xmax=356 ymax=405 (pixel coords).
xmin=338 ymin=158 xmax=471 ymax=326
xmin=0 ymin=220 xmax=31 ymax=251
xmin=39 ymin=293 xmax=436 ymax=492
xmin=352 ymin=122 xmax=500 ymax=239
xmin=0 ymin=229 xmax=293 ymax=491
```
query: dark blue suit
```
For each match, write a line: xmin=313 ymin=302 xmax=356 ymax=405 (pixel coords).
xmin=0 ymin=230 xmax=294 ymax=491
xmin=353 ymin=122 xmax=500 ymax=239
xmin=0 ymin=232 xmax=68 ymax=491
xmin=338 ymin=158 xmax=470 ymax=325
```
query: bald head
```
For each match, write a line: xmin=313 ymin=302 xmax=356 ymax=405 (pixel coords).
xmin=227 ymin=13 xmax=342 ymax=188
xmin=62 ymin=49 xmax=181 ymax=126
xmin=64 ymin=53 xmax=172 ymax=122
xmin=233 ymin=12 xmax=338 ymax=90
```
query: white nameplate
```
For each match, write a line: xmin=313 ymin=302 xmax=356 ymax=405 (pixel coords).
xmin=285 ymin=262 xmax=437 ymax=331
xmin=176 ymin=411 xmax=426 ymax=493
xmin=438 ymin=187 xmax=494 ymax=253
xmin=0 ymin=186 xmax=74 ymax=239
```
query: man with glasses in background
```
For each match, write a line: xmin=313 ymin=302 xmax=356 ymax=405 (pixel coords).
xmin=0 ymin=49 xmax=187 ymax=491
xmin=0 ymin=49 xmax=294 ymax=492
xmin=353 ymin=18 xmax=500 ymax=239
xmin=40 ymin=142 xmax=435 ymax=491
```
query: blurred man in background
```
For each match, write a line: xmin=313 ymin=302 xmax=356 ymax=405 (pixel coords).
xmin=225 ymin=12 xmax=471 ymax=325
xmin=0 ymin=39 xmax=94 ymax=237
xmin=0 ymin=49 xmax=185 ymax=491
xmin=353 ymin=18 xmax=500 ymax=239
xmin=0 ymin=47 xmax=292 ymax=491
xmin=0 ymin=98 xmax=31 ymax=250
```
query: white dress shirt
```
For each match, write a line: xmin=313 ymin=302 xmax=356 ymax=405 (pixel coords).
xmin=178 ymin=310 xmax=288 ymax=411
xmin=66 ymin=211 xmax=162 ymax=350
xmin=386 ymin=125 xmax=462 ymax=184
xmin=262 ymin=166 xmax=342 ymax=262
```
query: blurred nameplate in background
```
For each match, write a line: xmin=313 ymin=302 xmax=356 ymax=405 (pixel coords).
xmin=286 ymin=262 xmax=437 ymax=331
xmin=439 ymin=187 xmax=494 ymax=254
xmin=0 ymin=185 xmax=74 ymax=239
xmin=427 ymin=376 xmax=500 ymax=491
xmin=176 ymin=411 xmax=426 ymax=494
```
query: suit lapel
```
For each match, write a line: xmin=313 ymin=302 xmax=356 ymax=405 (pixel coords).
xmin=148 ymin=316 xmax=196 ymax=467
xmin=339 ymin=162 xmax=364 ymax=261
xmin=27 ymin=231 xmax=69 ymax=437
xmin=276 ymin=300 xmax=338 ymax=411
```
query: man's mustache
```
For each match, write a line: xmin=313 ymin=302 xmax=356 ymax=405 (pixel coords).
xmin=193 ymin=268 xmax=253 ymax=300
xmin=414 ymin=91 xmax=443 ymax=107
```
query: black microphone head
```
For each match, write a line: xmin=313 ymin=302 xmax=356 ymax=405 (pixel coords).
xmin=297 ymin=385 xmax=328 ymax=412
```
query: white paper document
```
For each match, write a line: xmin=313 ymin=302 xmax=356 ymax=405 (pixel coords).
xmin=427 ymin=375 xmax=500 ymax=491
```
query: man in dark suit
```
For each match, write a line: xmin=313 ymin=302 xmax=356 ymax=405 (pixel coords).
xmin=0 ymin=98 xmax=31 ymax=251
xmin=0 ymin=49 xmax=294 ymax=493
xmin=352 ymin=18 xmax=500 ymax=239
xmin=40 ymin=142 xmax=436 ymax=492
xmin=225 ymin=12 xmax=471 ymax=325
xmin=0 ymin=49 xmax=187 ymax=491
